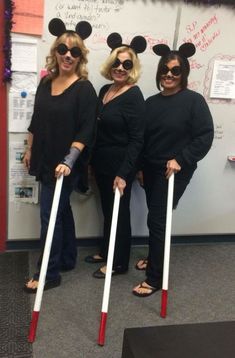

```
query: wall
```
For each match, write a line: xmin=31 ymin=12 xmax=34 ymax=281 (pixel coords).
xmin=8 ymin=0 xmax=235 ymax=240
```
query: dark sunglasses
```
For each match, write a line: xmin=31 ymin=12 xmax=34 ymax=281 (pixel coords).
xmin=56 ymin=43 xmax=81 ymax=58
xmin=112 ymin=58 xmax=133 ymax=71
xmin=161 ymin=65 xmax=182 ymax=76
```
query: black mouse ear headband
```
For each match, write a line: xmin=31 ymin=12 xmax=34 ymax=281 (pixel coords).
xmin=152 ymin=42 xmax=196 ymax=58
xmin=48 ymin=18 xmax=92 ymax=40
xmin=107 ymin=32 xmax=147 ymax=54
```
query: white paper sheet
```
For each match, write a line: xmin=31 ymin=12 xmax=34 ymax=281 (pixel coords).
xmin=8 ymin=92 xmax=35 ymax=132
xmin=11 ymin=36 xmax=37 ymax=72
xmin=9 ymin=141 xmax=39 ymax=204
xmin=10 ymin=72 xmax=37 ymax=93
xmin=210 ymin=60 xmax=235 ymax=99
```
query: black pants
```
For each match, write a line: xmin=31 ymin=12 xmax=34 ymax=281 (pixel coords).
xmin=35 ymin=181 xmax=77 ymax=281
xmin=95 ymin=172 xmax=134 ymax=272
xmin=143 ymin=165 xmax=195 ymax=287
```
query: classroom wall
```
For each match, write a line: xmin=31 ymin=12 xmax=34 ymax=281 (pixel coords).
xmin=8 ymin=0 xmax=235 ymax=240
xmin=0 ymin=0 xmax=7 ymax=250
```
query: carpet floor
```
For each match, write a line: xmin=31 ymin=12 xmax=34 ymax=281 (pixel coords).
xmin=0 ymin=252 xmax=33 ymax=358
xmin=28 ymin=244 xmax=235 ymax=358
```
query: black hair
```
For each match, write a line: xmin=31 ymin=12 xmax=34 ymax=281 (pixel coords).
xmin=153 ymin=43 xmax=196 ymax=91
xmin=156 ymin=52 xmax=190 ymax=91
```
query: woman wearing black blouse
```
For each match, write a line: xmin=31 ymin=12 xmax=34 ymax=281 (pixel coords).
xmin=85 ymin=33 xmax=146 ymax=278
xmin=133 ymin=43 xmax=214 ymax=297
xmin=23 ymin=19 xmax=97 ymax=293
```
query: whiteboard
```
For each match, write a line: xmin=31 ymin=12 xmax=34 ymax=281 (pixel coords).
xmin=8 ymin=0 xmax=235 ymax=240
xmin=172 ymin=3 xmax=235 ymax=235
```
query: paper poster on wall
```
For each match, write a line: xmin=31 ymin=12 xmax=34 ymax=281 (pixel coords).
xmin=11 ymin=36 xmax=38 ymax=72
xmin=12 ymin=0 xmax=44 ymax=36
xmin=8 ymin=92 xmax=35 ymax=133
xmin=9 ymin=142 xmax=39 ymax=204
xmin=210 ymin=60 xmax=235 ymax=99
xmin=10 ymin=72 xmax=37 ymax=94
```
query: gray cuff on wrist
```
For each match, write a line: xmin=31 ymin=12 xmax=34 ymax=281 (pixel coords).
xmin=62 ymin=147 xmax=81 ymax=170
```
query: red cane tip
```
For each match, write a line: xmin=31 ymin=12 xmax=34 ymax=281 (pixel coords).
xmin=28 ymin=311 xmax=40 ymax=343
xmin=160 ymin=289 xmax=168 ymax=318
xmin=98 ymin=312 xmax=108 ymax=346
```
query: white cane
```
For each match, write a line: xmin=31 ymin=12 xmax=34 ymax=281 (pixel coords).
xmin=160 ymin=173 xmax=174 ymax=318
xmin=98 ymin=188 xmax=121 ymax=346
xmin=28 ymin=175 xmax=64 ymax=342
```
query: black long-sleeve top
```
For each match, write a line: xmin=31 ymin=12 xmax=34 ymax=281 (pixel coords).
xmin=92 ymin=84 xmax=145 ymax=180
xmin=28 ymin=78 xmax=97 ymax=183
xmin=144 ymin=89 xmax=214 ymax=169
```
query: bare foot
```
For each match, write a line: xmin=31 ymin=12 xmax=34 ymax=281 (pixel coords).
xmin=93 ymin=254 xmax=103 ymax=260
xmin=100 ymin=266 xmax=107 ymax=274
xmin=135 ymin=259 xmax=148 ymax=270
xmin=99 ymin=266 xmax=116 ymax=274
xmin=132 ymin=281 xmax=161 ymax=297
xmin=25 ymin=279 xmax=38 ymax=289
xmin=84 ymin=254 xmax=105 ymax=263
xmin=132 ymin=281 xmax=155 ymax=295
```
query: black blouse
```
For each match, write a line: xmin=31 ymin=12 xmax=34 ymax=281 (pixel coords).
xmin=92 ymin=84 xmax=145 ymax=180
xmin=28 ymin=77 xmax=97 ymax=183
xmin=144 ymin=88 xmax=214 ymax=170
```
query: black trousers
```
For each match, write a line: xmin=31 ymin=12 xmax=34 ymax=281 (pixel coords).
xmin=143 ymin=165 xmax=195 ymax=287
xmin=35 ymin=181 xmax=77 ymax=281
xmin=94 ymin=172 xmax=134 ymax=272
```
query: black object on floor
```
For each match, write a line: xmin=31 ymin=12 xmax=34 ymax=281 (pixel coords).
xmin=122 ymin=321 xmax=235 ymax=358
xmin=0 ymin=252 xmax=33 ymax=358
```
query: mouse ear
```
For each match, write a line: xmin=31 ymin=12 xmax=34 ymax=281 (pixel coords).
xmin=75 ymin=21 xmax=92 ymax=40
xmin=178 ymin=43 xmax=196 ymax=58
xmin=152 ymin=44 xmax=171 ymax=57
xmin=48 ymin=18 xmax=66 ymax=37
xmin=130 ymin=36 xmax=147 ymax=54
xmin=107 ymin=32 xmax=123 ymax=50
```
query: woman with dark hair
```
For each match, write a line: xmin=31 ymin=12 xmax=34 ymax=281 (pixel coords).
xmin=23 ymin=19 xmax=97 ymax=293
xmin=133 ymin=43 xmax=214 ymax=296
xmin=85 ymin=33 xmax=146 ymax=278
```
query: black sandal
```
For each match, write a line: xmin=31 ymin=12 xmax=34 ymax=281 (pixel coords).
xmin=92 ymin=267 xmax=127 ymax=279
xmin=84 ymin=254 xmax=105 ymax=264
xmin=23 ymin=276 xmax=61 ymax=294
xmin=132 ymin=282 xmax=160 ymax=297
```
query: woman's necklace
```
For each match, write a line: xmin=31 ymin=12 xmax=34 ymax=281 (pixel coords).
xmin=98 ymin=83 xmax=133 ymax=121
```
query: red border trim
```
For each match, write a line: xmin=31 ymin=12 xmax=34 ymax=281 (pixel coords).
xmin=0 ymin=1 xmax=7 ymax=252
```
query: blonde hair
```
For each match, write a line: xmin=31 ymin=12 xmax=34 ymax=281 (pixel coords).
xmin=100 ymin=46 xmax=141 ymax=84
xmin=45 ymin=32 xmax=89 ymax=80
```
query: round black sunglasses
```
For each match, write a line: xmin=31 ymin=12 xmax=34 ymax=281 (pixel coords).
xmin=161 ymin=65 xmax=182 ymax=76
xmin=112 ymin=58 xmax=133 ymax=71
xmin=56 ymin=43 xmax=81 ymax=58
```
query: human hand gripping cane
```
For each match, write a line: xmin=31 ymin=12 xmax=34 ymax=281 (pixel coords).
xmin=28 ymin=175 xmax=64 ymax=342
xmin=160 ymin=173 xmax=175 ymax=318
xmin=98 ymin=187 xmax=121 ymax=346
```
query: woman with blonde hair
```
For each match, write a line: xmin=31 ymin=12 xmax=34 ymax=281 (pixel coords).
xmin=23 ymin=18 xmax=97 ymax=293
xmin=85 ymin=33 xmax=146 ymax=278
